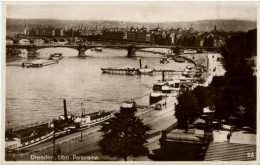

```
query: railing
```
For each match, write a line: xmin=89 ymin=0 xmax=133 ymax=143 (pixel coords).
xmin=6 ymin=43 xmax=220 ymax=49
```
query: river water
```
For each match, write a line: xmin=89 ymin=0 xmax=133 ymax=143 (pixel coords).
xmin=6 ymin=48 xmax=194 ymax=128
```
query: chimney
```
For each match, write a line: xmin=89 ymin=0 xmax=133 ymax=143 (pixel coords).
xmin=139 ymin=58 xmax=142 ymax=69
xmin=63 ymin=99 xmax=68 ymax=121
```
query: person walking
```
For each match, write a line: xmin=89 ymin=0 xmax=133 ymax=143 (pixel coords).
xmin=227 ymin=133 xmax=231 ymax=143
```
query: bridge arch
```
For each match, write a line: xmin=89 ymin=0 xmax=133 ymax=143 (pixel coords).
xmin=19 ymin=39 xmax=31 ymax=45
xmin=35 ymin=46 xmax=80 ymax=57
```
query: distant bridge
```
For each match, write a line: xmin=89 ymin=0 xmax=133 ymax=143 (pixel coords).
xmin=6 ymin=44 xmax=221 ymax=57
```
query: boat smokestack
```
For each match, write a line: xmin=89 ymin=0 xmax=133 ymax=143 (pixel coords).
xmin=139 ymin=58 xmax=142 ymax=69
xmin=162 ymin=70 xmax=165 ymax=81
xmin=63 ymin=99 xmax=68 ymax=121
xmin=81 ymin=102 xmax=83 ymax=116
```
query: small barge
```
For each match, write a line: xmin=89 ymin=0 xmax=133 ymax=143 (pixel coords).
xmin=22 ymin=59 xmax=57 ymax=68
xmin=49 ymin=53 xmax=63 ymax=61
xmin=22 ymin=53 xmax=62 ymax=68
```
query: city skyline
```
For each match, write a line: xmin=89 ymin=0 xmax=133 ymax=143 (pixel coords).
xmin=5 ymin=1 xmax=257 ymax=23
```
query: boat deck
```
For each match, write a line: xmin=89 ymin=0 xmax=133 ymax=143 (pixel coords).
xmin=101 ymin=68 xmax=202 ymax=75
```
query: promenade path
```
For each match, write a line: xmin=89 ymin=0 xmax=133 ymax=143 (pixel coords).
xmin=204 ymin=53 xmax=226 ymax=86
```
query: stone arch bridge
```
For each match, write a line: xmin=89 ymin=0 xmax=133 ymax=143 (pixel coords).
xmin=6 ymin=44 xmax=220 ymax=57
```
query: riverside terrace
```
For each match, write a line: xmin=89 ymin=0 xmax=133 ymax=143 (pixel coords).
xmin=6 ymin=43 xmax=221 ymax=57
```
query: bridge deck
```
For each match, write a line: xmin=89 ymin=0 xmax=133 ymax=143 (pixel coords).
xmin=6 ymin=44 xmax=220 ymax=50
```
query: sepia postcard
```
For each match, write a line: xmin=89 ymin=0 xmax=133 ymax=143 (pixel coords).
xmin=1 ymin=1 xmax=259 ymax=164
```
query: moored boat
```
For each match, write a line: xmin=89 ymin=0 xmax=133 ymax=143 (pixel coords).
xmin=101 ymin=67 xmax=137 ymax=75
xmin=125 ymin=68 xmax=136 ymax=75
xmin=138 ymin=64 xmax=153 ymax=75
xmin=56 ymin=100 xmax=114 ymax=131
xmin=120 ymin=101 xmax=137 ymax=114
xmin=138 ymin=68 xmax=154 ymax=75
xmin=150 ymin=91 xmax=164 ymax=105
xmin=162 ymin=79 xmax=181 ymax=93
xmin=22 ymin=59 xmax=57 ymax=68
xmin=69 ymin=111 xmax=114 ymax=131
xmin=184 ymin=49 xmax=197 ymax=54
xmin=49 ymin=53 xmax=63 ymax=61
xmin=153 ymin=80 xmax=167 ymax=91
xmin=5 ymin=122 xmax=54 ymax=152
xmin=160 ymin=56 xmax=170 ymax=64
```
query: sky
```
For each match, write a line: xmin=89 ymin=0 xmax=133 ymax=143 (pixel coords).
xmin=5 ymin=1 xmax=258 ymax=23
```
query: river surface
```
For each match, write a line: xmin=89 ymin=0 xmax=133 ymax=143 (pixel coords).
xmin=6 ymin=48 xmax=195 ymax=128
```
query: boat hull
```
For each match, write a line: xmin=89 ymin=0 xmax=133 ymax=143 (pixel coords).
xmin=6 ymin=130 xmax=54 ymax=152
xmin=150 ymin=93 xmax=163 ymax=105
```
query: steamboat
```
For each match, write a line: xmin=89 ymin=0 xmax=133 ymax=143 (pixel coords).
xmin=5 ymin=99 xmax=114 ymax=152
xmin=5 ymin=123 xmax=54 ymax=152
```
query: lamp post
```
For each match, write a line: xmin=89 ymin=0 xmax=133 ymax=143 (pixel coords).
xmin=165 ymin=96 xmax=167 ymax=109
xmin=52 ymin=120 xmax=56 ymax=161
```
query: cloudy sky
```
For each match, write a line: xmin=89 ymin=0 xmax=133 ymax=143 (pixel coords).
xmin=5 ymin=1 xmax=258 ymax=22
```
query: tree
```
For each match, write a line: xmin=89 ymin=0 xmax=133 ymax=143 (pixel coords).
xmin=175 ymin=89 xmax=200 ymax=129
xmin=210 ymin=29 xmax=256 ymax=128
xmin=193 ymin=86 xmax=215 ymax=113
xmin=98 ymin=110 xmax=151 ymax=161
